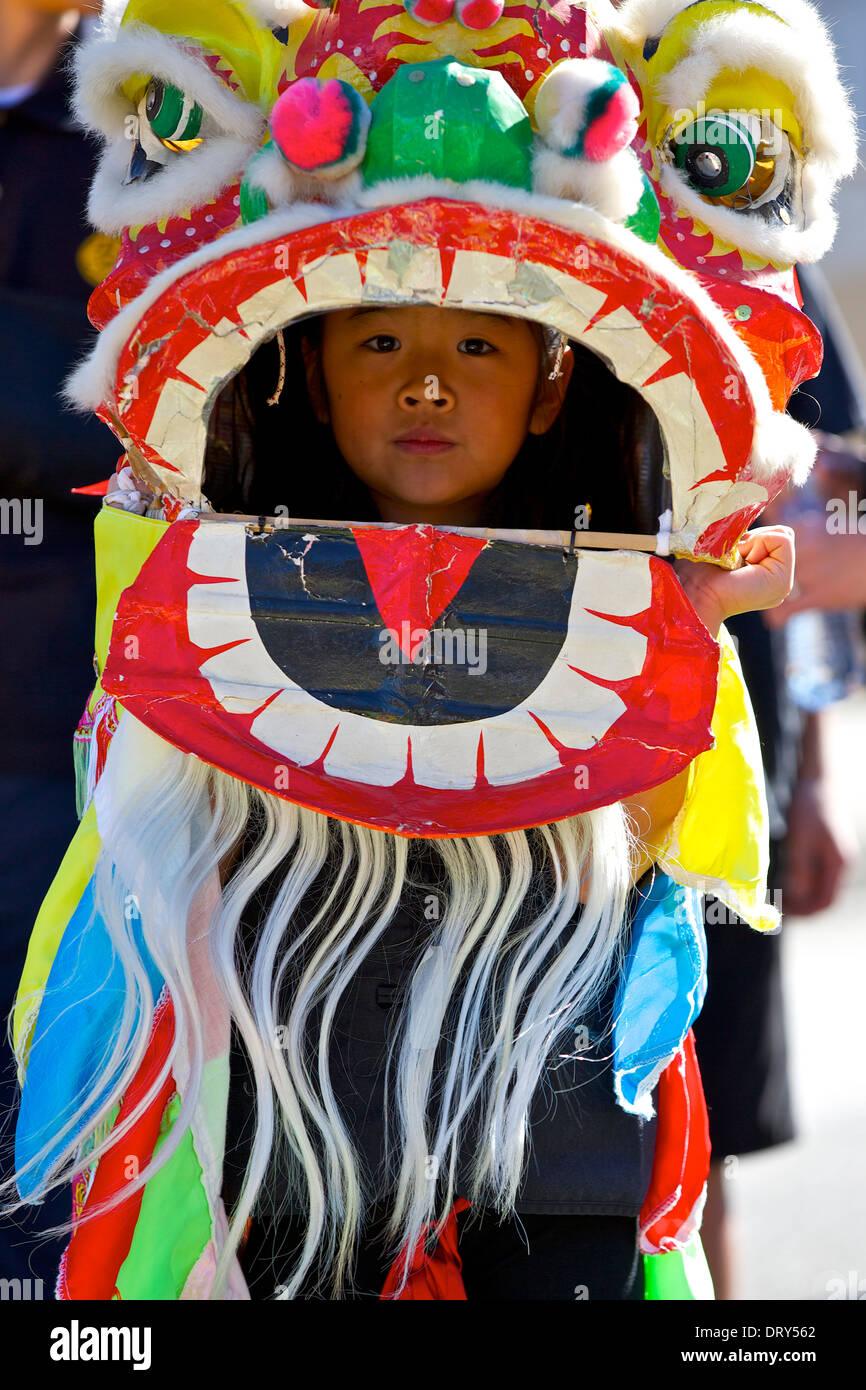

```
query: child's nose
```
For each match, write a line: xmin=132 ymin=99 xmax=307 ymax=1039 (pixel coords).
xmin=398 ymin=371 xmax=456 ymax=410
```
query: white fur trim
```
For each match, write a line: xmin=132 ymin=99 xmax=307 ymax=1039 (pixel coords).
xmin=97 ymin=0 xmax=129 ymax=38
xmin=244 ymin=143 xmax=359 ymax=208
xmin=655 ymin=10 xmax=858 ymax=181
xmin=658 ymin=157 xmax=840 ymax=266
xmin=533 ymin=145 xmax=644 ymax=222
xmin=615 ymin=0 xmax=842 ymax=51
xmin=86 ymin=135 xmax=256 ymax=236
xmin=655 ymin=507 xmax=673 ymax=557
xmin=71 ymin=24 xmax=267 ymax=139
xmin=751 ymin=410 xmax=816 ymax=488
xmin=244 ymin=0 xmax=317 ymax=25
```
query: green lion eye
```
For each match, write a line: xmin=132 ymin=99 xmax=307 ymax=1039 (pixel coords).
xmin=673 ymin=116 xmax=756 ymax=198
xmin=145 ymin=79 xmax=203 ymax=146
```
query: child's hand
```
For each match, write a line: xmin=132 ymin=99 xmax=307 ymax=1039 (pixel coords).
xmin=673 ymin=525 xmax=795 ymax=638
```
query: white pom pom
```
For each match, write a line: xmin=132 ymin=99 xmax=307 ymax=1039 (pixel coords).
xmin=533 ymin=145 xmax=645 ymax=223
xmin=535 ymin=58 xmax=638 ymax=162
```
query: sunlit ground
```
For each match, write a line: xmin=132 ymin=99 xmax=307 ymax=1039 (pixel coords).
xmin=732 ymin=690 xmax=866 ymax=1301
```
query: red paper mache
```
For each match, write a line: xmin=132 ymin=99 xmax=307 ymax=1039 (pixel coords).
xmin=61 ymin=0 xmax=856 ymax=829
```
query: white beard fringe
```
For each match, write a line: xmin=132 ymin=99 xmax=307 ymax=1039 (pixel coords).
xmin=28 ymin=715 xmax=637 ymax=1299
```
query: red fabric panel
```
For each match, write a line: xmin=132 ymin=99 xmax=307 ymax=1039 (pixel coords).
xmin=59 ymin=995 xmax=177 ymax=1300
xmin=639 ymin=1028 xmax=711 ymax=1253
xmin=381 ymin=1197 xmax=471 ymax=1300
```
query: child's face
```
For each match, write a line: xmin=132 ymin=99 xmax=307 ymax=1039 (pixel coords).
xmin=302 ymin=305 xmax=572 ymax=525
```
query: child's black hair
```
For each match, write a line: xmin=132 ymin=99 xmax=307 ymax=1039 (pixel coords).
xmin=203 ymin=316 xmax=668 ymax=533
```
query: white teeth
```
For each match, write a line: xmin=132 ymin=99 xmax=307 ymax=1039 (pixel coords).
xmin=301 ymin=249 xmax=364 ymax=304
xmin=188 ymin=516 xmax=245 ymax=577
xmin=470 ymin=712 xmax=561 ymax=785
xmin=322 ymin=719 xmax=409 ymax=787
xmin=251 ymin=694 xmax=342 ymax=772
xmin=186 ymin=598 xmax=253 ymax=664
xmin=208 ymin=679 xmax=284 ymax=716
xmin=362 ymin=244 xmax=443 ymax=299
xmin=235 ymin=280 xmax=307 ymax=337
xmin=580 ymin=304 xmax=671 ymax=386
xmin=559 ymin=609 xmax=647 ymax=681
xmin=407 ymin=723 xmax=484 ymax=791
xmin=177 ymin=318 xmax=249 ymax=393
xmin=186 ymin=521 xmax=657 ymax=794
xmin=477 ymin=663 xmax=627 ymax=785
xmin=572 ymin=550 xmax=652 ymax=617
xmin=144 ymin=378 xmax=208 ymax=480
xmin=640 ymin=371 xmax=728 ymax=527
xmin=187 ymin=523 xmax=254 ymax=669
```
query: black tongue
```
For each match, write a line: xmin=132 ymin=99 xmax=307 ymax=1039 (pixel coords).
xmin=246 ymin=526 xmax=577 ymax=726
xmin=123 ymin=140 xmax=164 ymax=187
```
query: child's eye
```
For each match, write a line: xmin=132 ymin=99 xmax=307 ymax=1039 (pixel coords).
xmin=363 ymin=334 xmax=401 ymax=352
xmin=457 ymin=338 xmax=496 ymax=355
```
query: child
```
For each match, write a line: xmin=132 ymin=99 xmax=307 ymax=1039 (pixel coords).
xmin=12 ymin=0 xmax=846 ymax=1306
xmin=8 ymin=301 xmax=792 ymax=1303
xmin=206 ymin=303 xmax=794 ymax=1298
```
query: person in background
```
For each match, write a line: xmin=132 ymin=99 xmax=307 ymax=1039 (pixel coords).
xmin=767 ymin=261 xmax=866 ymax=621
xmin=0 ymin=0 xmax=118 ymax=1287
xmin=694 ymin=263 xmax=864 ymax=1299
xmin=763 ymin=438 xmax=866 ymax=620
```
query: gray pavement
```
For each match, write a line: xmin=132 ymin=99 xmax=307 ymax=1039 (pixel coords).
xmin=730 ymin=691 xmax=866 ymax=1300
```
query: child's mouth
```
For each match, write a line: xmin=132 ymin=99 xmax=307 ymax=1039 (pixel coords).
xmin=394 ymin=430 xmax=456 ymax=456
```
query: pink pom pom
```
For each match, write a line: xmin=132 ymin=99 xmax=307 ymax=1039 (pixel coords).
xmin=583 ymin=83 xmax=640 ymax=162
xmin=270 ymin=78 xmax=359 ymax=173
xmin=403 ymin=0 xmax=455 ymax=24
xmin=454 ymin=0 xmax=504 ymax=28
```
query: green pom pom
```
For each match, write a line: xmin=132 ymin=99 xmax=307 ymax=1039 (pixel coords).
xmin=624 ymin=168 xmax=661 ymax=243
xmin=362 ymin=57 xmax=532 ymax=191
xmin=240 ymin=143 xmax=273 ymax=226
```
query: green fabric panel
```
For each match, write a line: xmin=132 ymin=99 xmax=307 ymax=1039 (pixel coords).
xmin=624 ymin=168 xmax=662 ymax=244
xmin=363 ymin=57 xmax=532 ymax=191
xmin=643 ymin=1235 xmax=715 ymax=1301
xmin=115 ymin=1098 xmax=211 ymax=1300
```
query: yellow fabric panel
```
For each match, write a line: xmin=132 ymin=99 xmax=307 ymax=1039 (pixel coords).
xmin=12 ymin=802 xmax=100 ymax=1078
xmin=647 ymin=624 xmax=779 ymax=933
xmin=15 ymin=507 xmax=169 ymax=1075
xmin=120 ymin=0 xmax=285 ymax=110
xmin=316 ymin=53 xmax=375 ymax=100
xmin=94 ymin=506 xmax=169 ymax=678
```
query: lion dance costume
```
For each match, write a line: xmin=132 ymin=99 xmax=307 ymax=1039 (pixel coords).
xmin=8 ymin=0 xmax=855 ymax=1299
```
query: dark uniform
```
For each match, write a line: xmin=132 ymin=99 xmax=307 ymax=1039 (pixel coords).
xmin=224 ymin=850 xmax=656 ymax=1299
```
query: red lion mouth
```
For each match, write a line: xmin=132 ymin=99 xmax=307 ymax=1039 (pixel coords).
xmin=101 ymin=517 xmax=718 ymax=836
